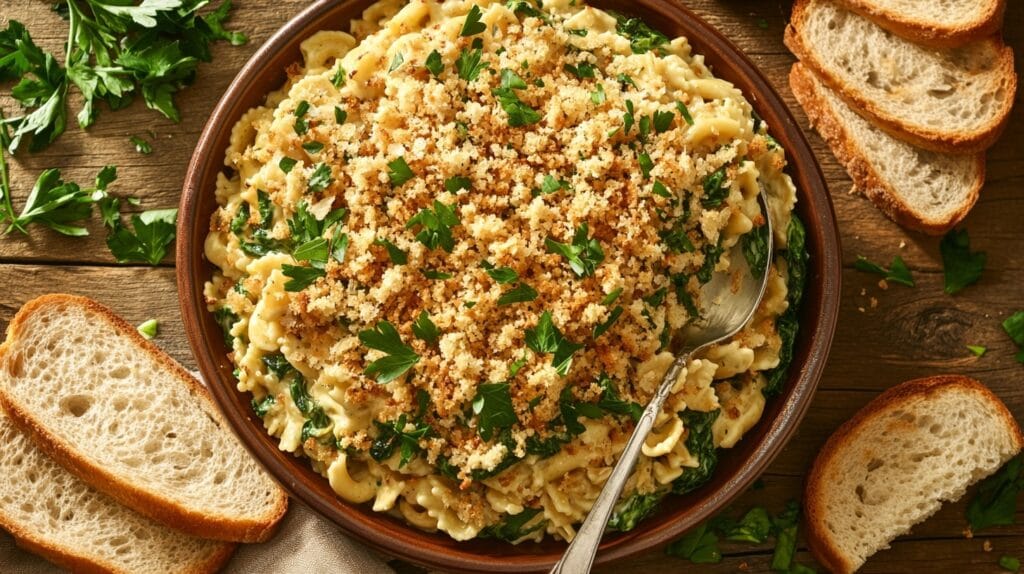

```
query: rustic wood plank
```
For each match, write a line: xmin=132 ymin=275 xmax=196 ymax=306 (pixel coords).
xmin=1 ymin=0 xmax=1023 ymax=572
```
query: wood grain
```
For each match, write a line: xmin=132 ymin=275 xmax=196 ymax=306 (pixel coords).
xmin=2 ymin=0 xmax=1024 ymax=572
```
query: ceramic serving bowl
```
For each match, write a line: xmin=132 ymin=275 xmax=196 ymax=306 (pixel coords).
xmin=177 ymin=1 xmax=841 ymax=571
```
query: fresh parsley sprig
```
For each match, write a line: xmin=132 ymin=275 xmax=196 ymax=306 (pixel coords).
xmin=106 ymin=207 xmax=178 ymax=265
xmin=545 ymin=222 xmax=605 ymax=277
xmin=359 ymin=320 xmax=420 ymax=383
xmin=406 ymin=199 xmax=460 ymax=252
xmin=525 ymin=311 xmax=583 ymax=376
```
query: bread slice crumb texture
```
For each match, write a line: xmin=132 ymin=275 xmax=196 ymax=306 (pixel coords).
xmin=0 ymin=405 xmax=234 ymax=574
xmin=789 ymin=62 xmax=983 ymax=235
xmin=0 ymin=295 xmax=287 ymax=543
xmin=786 ymin=0 xmax=1016 ymax=153
xmin=804 ymin=375 xmax=1023 ymax=573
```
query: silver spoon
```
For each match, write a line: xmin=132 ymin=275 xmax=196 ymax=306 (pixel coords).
xmin=550 ymin=189 xmax=774 ymax=574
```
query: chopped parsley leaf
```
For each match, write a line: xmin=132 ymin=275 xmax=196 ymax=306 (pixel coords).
xmin=293 ymin=237 xmax=328 ymax=267
xmin=624 ymin=100 xmax=636 ymax=134
xmin=545 ymin=222 xmax=604 ymax=277
xmin=412 ymin=310 xmax=440 ymax=344
xmin=564 ymin=61 xmax=596 ymax=79
xmin=701 ymin=166 xmax=730 ymax=207
xmin=618 ymin=73 xmax=637 ymax=89
xmin=406 ymin=200 xmax=460 ymax=252
xmin=425 ymin=50 xmax=444 ymax=77
xmin=613 ymin=13 xmax=669 ymax=55
xmin=136 ymin=319 xmax=158 ymax=339
xmin=1002 ymin=312 xmax=1024 ymax=363
xmin=279 ymin=157 xmax=298 ymax=173
xmin=500 ymin=68 xmax=528 ymax=89
xmin=460 ymin=5 xmax=487 ymax=37
xmin=130 ymin=135 xmax=152 ymax=154
xmin=293 ymin=100 xmax=310 ymax=135
xmin=456 ymin=38 xmax=489 ymax=82
xmin=374 ymin=238 xmax=408 ymax=264
xmin=676 ymin=101 xmax=695 ymax=125
xmin=940 ymin=228 xmax=986 ymax=294
xmin=539 ymin=174 xmax=569 ymax=195
xmin=472 ymin=382 xmax=518 ymax=440
xmin=492 ymin=85 xmax=542 ymax=127
xmin=482 ymin=262 xmax=519 ymax=283
xmin=855 ymin=255 xmax=915 ymax=287
xmin=281 ymin=264 xmax=325 ymax=292
xmin=967 ymin=344 xmax=987 ymax=357
xmin=301 ymin=141 xmax=324 ymax=154
xmin=497 ymin=282 xmax=538 ymax=306
xmin=307 ymin=162 xmax=333 ymax=193
xmin=602 ymin=287 xmax=623 ymax=305
xmin=591 ymin=83 xmax=606 ymax=105
xmin=593 ymin=306 xmax=623 ymax=339
xmin=331 ymin=63 xmax=346 ymax=87
xmin=388 ymin=52 xmax=404 ymax=73
xmin=421 ymin=268 xmax=453 ymax=280
xmin=358 ymin=320 xmax=420 ymax=383
xmin=445 ymin=175 xmax=472 ymax=193
xmin=387 ymin=156 xmax=415 ymax=187
xmin=567 ymin=28 xmax=588 ymax=37
xmin=331 ymin=232 xmax=349 ymax=263
xmin=653 ymin=110 xmax=674 ymax=133
xmin=638 ymin=152 xmax=654 ymax=180
xmin=525 ymin=311 xmax=583 ymax=376
xmin=334 ymin=106 xmax=347 ymax=124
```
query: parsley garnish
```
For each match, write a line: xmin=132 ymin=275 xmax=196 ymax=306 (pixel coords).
xmin=701 ymin=166 xmax=730 ymax=207
xmin=567 ymin=28 xmax=588 ymax=37
xmin=425 ymin=50 xmax=444 ymax=77
xmin=388 ymin=52 xmax=404 ymax=73
xmin=545 ymin=222 xmax=604 ymax=277
xmin=967 ymin=344 xmax=987 ymax=357
xmin=497 ymin=282 xmax=538 ymax=306
xmin=293 ymin=100 xmax=311 ymax=135
xmin=330 ymin=63 xmax=346 ymax=87
xmin=676 ymin=101 xmax=695 ymax=125
xmin=602 ymin=288 xmax=623 ymax=305
xmin=624 ymin=100 xmax=636 ymax=134
xmin=653 ymin=110 xmax=674 ymax=133
xmin=456 ymin=38 xmax=489 ymax=82
xmin=358 ymin=320 xmax=420 ymax=383
xmin=412 ymin=310 xmax=440 ymax=344
xmin=387 ymin=156 xmax=415 ymax=187
xmin=334 ymin=106 xmax=347 ymax=124
xmin=406 ymin=200 xmax=460 ymax=252
xmin=638 ymin=151 xmax=654 ymax=180
xmin=279 ymin=157 xmax=298 ymax=173
xmin=612 ymin=13 xmax=669 ymax=55
xmin=2 ymin=164 xmax=115 ymax=236
xmin=525 ymin=311 xmax=583 ymax=376
xmin=370 ymin=415 xmax=432 ymax=467
xmin=492 ymin=85 xmax=542 ymax=127
xmin=564 ymin=61 xmax=596 ymax=79
xmin=618 ymin=73 xmax=637 ymax=90
xmin=460 ymin=5 xmax=487 ymax=37
xmin=854 ymin=255 xmax=915 ymax=287
xmin=1002 ymin=312 xmax=1024 ymax=363
xmin=374 ymin=237 xmax=408 ymax=264
xmin=106 ymin=208 xmax=177 ymax=265
xmin=482 ymin=261 xmax=519 ymax=283
xmin=500 ymin=68 xmax=528 ymax=89
xmin=136 ymin=318 xmax=158 ymax=339
xmin=539 ymin=174 xmax=569 ymax=195
xmin=591 ymin=83 xmax=606 ymax=105
xmin=472 ymin=382 xmax=518 ymax=440
xmin=302 ymin=141 xmax=324 ymax=154
xmin=593 ymin=306 xmax=624 ymax=339
xmin=293 ymin=237 xmax=328 ymax=267
xmin=445 ymin=175 xmax=472 ymax=193
xmin=281 ymin=263 xmax=325 ymax=291
xmin=130 ymin=135 xmax=152 ymax=154
xmin=940 ymin=228 xmax=986 ymax=294
xmin=421 ymin=268 xmax=453 ymax=280
xmin=307 ymin=162 xmax=333 ymax=193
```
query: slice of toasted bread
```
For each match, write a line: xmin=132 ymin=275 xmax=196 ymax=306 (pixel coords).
xmin=0 ymin=294 xmax=288 ymax=543
xmin=789 ymin=63 xmax=985 ymax=235
xmin=0 ymin=399 xmax=235 ymax=574
xmin=805 ymin=375 xmax=1023 ymax=573
xmin=785 ymin=0 xmax=1016 ymax=154
xmin=831 ymin=0 xmax=1005 ymax=48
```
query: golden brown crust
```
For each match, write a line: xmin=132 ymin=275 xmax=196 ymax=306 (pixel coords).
xmin=788 ymin=63 xmax=984 ymax=235
xmin=803 ymin=375 xmax=1024 ymax=574
xmin=831 ymin=0 xmax=1005 ymax=48
xmin=0 ymin=294 xmax=288 ymax=544
xmin=785 ymin=0 xmax=1017 ymax=154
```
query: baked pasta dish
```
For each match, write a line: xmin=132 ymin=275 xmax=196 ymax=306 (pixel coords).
xmin=204 ymin=0 xmax=808 ymax=542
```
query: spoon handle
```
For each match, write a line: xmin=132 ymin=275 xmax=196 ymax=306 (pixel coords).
xmin=550 ymin=353 xmax=691 ymax=574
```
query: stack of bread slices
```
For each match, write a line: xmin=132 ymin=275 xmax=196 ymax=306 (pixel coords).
xmin=0 ymin=295 xmax=288 ymax=573
xmin=785 ymin=0 xmax=1016 ymax=235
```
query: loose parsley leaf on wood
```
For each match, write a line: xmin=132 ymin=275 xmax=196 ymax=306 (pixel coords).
xmin=358 ymin=320 xmax=420 ymax=383
xmin=968 ymin=455 xmax=1023 ymax=531
xmin=940 ymin=228 xmax=986 ymax=294
xmin=545 ymin=222 xmax=604 ymax=277
xmin=525 ymin=311 xmax=583 ymax=376
xmin=855 ymin=255 xmax=915 ymax=287
xmin=130 ymin=135 xmax=152 ymax=154
xmin=472 ymin=382 xmax=517 ymax=440
xmin=3 ymin=164 xmax=115 ymax=236
xmin=1002 ymin=312 xmax=1024 ymax=364
xmin=665 ymin=522 xmax=721 ymax=564
xmin=106 ymin=208 xmax=177 ymax=265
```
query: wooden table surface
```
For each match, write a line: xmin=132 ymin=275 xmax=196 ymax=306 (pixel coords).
xmin=2 ymin=1 xmax=1023 ymax=572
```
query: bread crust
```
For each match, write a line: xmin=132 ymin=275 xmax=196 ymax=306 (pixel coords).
xmin=804 ymin=375 xmax=1024 ymax=574
xmin=831 ymin=0 xmax=1005 ymax=48
xmin=785 ymin=0 xmax=1017 ymax=154
xmin=0 ymin=294 xmax=288 ymax=544
xmin=789 ymin=63 xmax=984 ymax=235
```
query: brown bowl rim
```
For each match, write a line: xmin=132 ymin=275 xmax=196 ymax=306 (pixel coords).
xmin=177 ymin=1 xmax=842 ymax=571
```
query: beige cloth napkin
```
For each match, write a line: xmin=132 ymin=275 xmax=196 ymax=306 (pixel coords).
xmin=0 ymin=502 xmax=395 ymax=574
xmin=0 ymin=369 xmax=395 ymax=574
